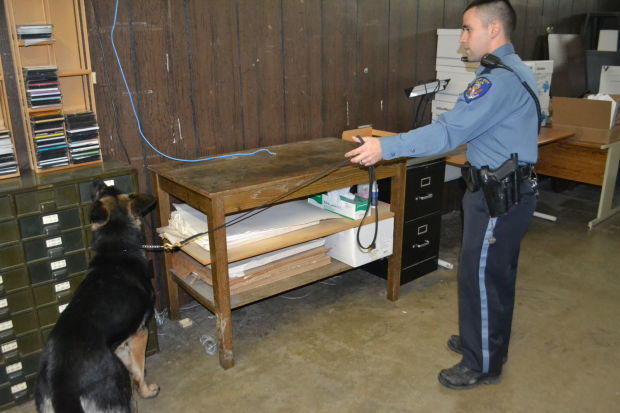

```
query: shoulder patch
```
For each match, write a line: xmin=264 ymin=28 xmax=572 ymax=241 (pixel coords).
xmin=464 ymin=77 xmax=492 ymax=103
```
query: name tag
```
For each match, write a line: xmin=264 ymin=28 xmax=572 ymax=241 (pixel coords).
xmin=0 ymin=320 xmax=13 ymax=332
xmin=58 ymin=303 xmax=68 ymax=313
xmin=0 ymin=275 xmax=3 ymax=285
xmin=104 ymin=179 xmax=115 ymax=187
xmin=46 ymin=237 xmax=63 ymax=248
xmin=1 ymin=340 xmax=18 ymax=354
xmin=50 ymin=259 xmax=67 ymax=271
xmin=42 ymin=214 xmax=59 ymax=225
xmin=10 ymin=382 xmax=27 ymax=395
xmin=6 ymin=361 xmax=22 ymax=375
xmin=0 ymin=298 xmax=7 ymax=309
xmin=54 ymin=281 xmax=70 ymax=293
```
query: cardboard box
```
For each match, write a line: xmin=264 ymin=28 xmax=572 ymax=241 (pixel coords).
xmin=552 ymin=96 xmax=620 ymax=144
xmin=341 ymin=127 xmax=395 ymax=141
xmin=325 ymin=217 xmax=394 ymax=267
xmin=308 ymin=192 xmax=369 ymax=220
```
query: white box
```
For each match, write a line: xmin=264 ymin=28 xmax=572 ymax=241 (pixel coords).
xmin=523 ymin=60 xmax=553 ymax=125
xmin=324 ymin=217 xmax=393 ymax=267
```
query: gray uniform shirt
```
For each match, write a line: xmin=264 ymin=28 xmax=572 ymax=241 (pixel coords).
xmin=380 ymin=43 xmax=538 ymax=169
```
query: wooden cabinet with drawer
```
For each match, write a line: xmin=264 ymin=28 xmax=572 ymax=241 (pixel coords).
xmin=365 ymin=158 xmax=445 ymax=284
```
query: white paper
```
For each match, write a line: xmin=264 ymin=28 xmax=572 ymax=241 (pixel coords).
xmin=597 ymin=30 xmax=618 ymax=52
xmin=598 ymin=66 xmax=620 ymax=97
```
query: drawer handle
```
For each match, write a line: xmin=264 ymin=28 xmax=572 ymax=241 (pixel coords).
xmin=412 ymin=240 xmax=430 ymax=249
xmin=415 ymin=193 xmax=433 ymax=201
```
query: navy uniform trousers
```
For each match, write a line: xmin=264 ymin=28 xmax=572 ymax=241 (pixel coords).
xmin=458 ymin=180 xmax=537 ymax=376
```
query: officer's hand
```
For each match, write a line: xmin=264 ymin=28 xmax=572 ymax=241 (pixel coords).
xmin=345 ymin=137 xmax=383 ymax=166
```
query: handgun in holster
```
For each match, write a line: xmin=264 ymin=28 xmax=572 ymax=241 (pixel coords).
xmin=479 ymin=153 xmax=520 ymax=217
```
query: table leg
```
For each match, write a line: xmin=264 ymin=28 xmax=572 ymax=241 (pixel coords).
xmin=387 ymin=163 xmax=407 ymax=301
xmin=589 ymin=142 xmax=620 ymax=229
xmin=207 ymin=197 xmax=234 ymax=369
xmin=154 ymin=174 xmax=180 ymax=320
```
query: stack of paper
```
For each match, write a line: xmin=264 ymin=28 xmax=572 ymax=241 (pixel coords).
xmin=0 ymin=129 xmax=17 ymax=176
xmin=30 ymin=110 xmax=68 ymax=169
xmin=17 ymin=25 xmax=52 ymax=46
xmin=23 ymin=66 xmax=61 ymax=109
xmin=158 ymin=200 xmax=341 ymax=251
xmin=65 ymin=112 xmax=101 ymax=164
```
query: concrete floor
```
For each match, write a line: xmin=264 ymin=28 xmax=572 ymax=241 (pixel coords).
xmin=13 ymin=180 xmax=620 ymax=412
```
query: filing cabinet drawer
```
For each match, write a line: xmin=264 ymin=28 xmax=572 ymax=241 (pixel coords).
xmin=0 ymin=311 xmax=38 ymax=340
xmin=0 ymin=290 xmax=34 ymax=320
xmin=0 ymin=373 xmax=36 ymax=409
xmin=18 ymin=208 xmax=81 ymax=239
xmin=14 ymin=185 xmax=79 ymax=216
xmin=0 ymin=245 xmax=23 ymax=271
xmin=0 ymin=332 xmax=42 ymax=364
xmin=404 ymin=159 xmax=445 ymax=219
xmin=37 ymin=303 xmax=68 ymax=329
xmin=32 ymin=274 xmax=84 ymax=307
xmin=0 ymin=353 xmax=40 ymax=386
xmin=400 ymin=256 xmax=439 ymax=284
xmin=27 ymin=252 xmax=87 ymax=285
xmin=402 ymin=213 xmax=441 ymax=269
xmin=79 ymin=174 xmax=134 ymax=203
xmin=0 ymin=222 xmax=18 ymax=247
xmin=0 ymin=197 xmax=14 ymax=222
xmin=22 ymin=229 xmax=85 ymax=262
xmin=0 ymin=268 xmax=29 ymax=297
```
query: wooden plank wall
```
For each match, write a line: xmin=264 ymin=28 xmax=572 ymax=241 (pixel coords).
xmin=83 ymin=0 xmax=618 ymax=306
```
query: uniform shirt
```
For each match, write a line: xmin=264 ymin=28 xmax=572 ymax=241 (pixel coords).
xmin=380 ymin=43 xmax=538 ymax=169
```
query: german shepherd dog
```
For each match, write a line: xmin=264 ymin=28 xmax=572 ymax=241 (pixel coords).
xmin=35 ymin=180 xmax=159 ymax=413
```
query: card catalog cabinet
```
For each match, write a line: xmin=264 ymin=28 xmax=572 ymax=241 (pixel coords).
xmin=0 ymin=160 xmax=158 ymax=410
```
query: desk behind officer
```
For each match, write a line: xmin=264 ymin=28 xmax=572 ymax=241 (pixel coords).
xmin=346 ymin=0 xmax=540 ymax=390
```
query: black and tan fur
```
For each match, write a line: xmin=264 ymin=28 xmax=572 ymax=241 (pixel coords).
xmin=35 ymin=180 xmax=159 ymax=413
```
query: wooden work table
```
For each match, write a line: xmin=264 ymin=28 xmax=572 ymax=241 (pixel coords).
xmin=149 ymin=138 xmax=408 ymax=369
xmin=445 ymin=126 xmax=620 ymax=229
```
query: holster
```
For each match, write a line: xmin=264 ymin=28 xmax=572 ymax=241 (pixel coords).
xmin=462 ymin=154 xmax=533 ymax=218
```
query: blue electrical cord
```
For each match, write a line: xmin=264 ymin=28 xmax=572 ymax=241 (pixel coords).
xmin=110 ymin=0 xmax=275 ymax=162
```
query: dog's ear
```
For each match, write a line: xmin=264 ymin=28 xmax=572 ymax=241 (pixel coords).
xmin=128 ymin=193 xmax=157 ymax=217
xmin=90 ymin=200 xmax=109 ymax=225
xmin=91 ymin=179 xmax=109 ymax=202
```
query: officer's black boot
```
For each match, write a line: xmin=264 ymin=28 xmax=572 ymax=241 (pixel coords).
xmin=438 ymin=363 xmax=501 ymax=390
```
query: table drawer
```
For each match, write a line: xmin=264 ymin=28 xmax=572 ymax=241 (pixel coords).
xmin=37 ymin=302 xmax=70 ymax=329
xmin=22 ymin=229 xmax=85 ymax=262
xmin=0 ymin=267 xmax=29 ymax=297
xmin=0 ymin=373 xmax=36 ymax=408
xmin=18 ymin=208 xmax=81 ymax=239
xmin=404 ymin=160 xmax=445 ymax=219
xmin=0 ymin=221 xmax=18 ymax=247
xmin=27 ymin=252 xmax=87 ymax=285
xmin=400 ymin=256 xmax=439 ymax=284
xmin=402 ymin=213 xmax=441 ymax=269
xmin=15 ymin=185 xmax=79 ymax=215
xmin=32 ymin=274 xmax=84 ymax=307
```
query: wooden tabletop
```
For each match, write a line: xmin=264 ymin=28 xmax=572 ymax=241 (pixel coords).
xmin=445 ymin=126 xmax=576 ymax=166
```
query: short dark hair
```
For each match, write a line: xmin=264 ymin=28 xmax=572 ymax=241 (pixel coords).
xmin=465 ymin=0 xmax=517 ymax=39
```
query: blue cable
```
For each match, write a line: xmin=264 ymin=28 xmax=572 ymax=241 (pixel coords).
xmin=110 ymin=0 xmax=275 ymax=162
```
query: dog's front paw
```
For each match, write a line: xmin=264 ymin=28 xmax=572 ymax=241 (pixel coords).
xmin=139 ymin=383 xmax=160 ymax=399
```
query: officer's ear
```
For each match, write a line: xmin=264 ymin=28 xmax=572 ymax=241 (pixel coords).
xmin=488 ymin=20 xmax=502 ymax=39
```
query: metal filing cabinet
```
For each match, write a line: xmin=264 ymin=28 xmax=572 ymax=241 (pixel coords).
xmin=0 ymin=160 xmax=158 ymax=410
xmin=365 ymin=158 xmax=445 ymax=284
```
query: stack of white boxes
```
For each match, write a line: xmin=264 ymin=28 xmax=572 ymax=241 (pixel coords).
xmin=432 ymin=29 xmax=553 ymax=125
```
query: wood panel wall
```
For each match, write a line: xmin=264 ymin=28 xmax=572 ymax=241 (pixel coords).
xmin=80 ymin=0 xmax=618 ymax=306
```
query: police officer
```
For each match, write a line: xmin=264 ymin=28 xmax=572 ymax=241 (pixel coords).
xmin=346 ymin=0 xmax=539 ymax=390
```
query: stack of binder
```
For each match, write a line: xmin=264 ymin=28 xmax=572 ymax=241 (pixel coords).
xmin=16 ymin=25 xmax=53 ymax=46
xmin=30 ymin=111 xmax=69 ymax=169
xmin=0 ymin=129 xmax=17 ymax=176
xmin=65 ymin=112 xmax=101 ymax=164
xmin=23 ymin=66 xmax=61 ymax=109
